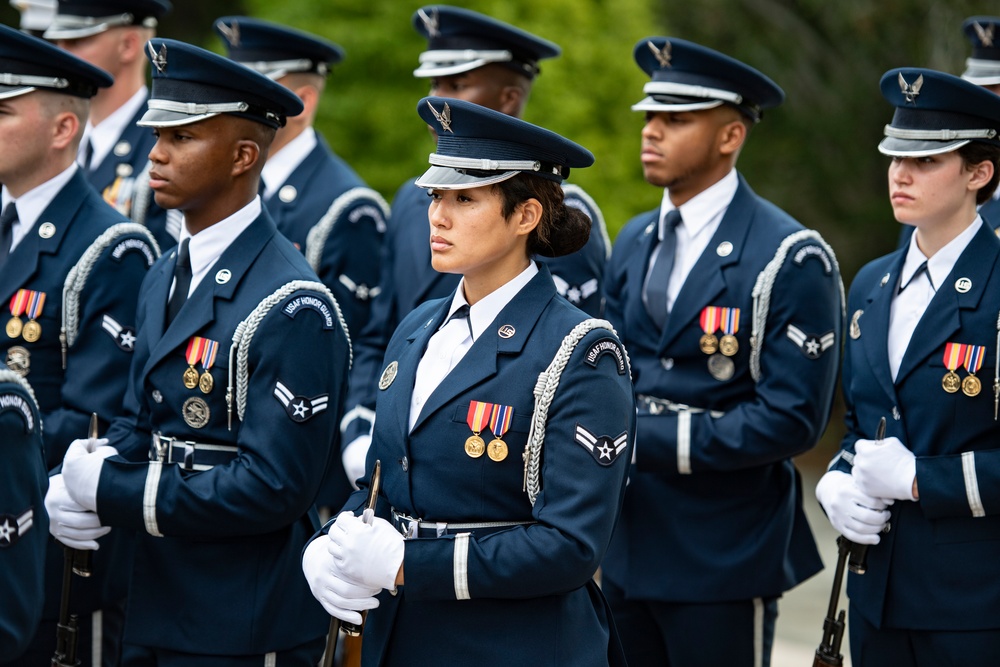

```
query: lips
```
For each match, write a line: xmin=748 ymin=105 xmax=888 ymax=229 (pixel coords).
xmin=148 ymin=171 xmax=168 ymax=189
xmin=430 ymin=235 xmax=451 ymax=252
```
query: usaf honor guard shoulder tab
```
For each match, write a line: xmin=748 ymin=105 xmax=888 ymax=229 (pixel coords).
xmin=281 ymin=291 xmax=336 ymax=330
xmin=0 ymin=387 xmax=36 ymax=433
xmin=793 ymin=244 xmax=833 ymax=275
xmin=574 ymin=423 xmax=629 ymax=467
xmin=584 ymin=337 xmax=627 ymax=375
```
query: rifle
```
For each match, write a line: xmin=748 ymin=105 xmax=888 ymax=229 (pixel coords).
xmin=321 ymin=459 xmax=381 ymax=667
xmin=52 ymin=413 xmax=99 ymax=667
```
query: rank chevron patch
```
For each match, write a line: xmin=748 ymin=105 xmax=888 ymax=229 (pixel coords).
xmin=102 ymin=314 xmax=137 ymax=352
xmin=574 ymin=423 xmax=628 ymax=466
xmin=786 ymin=324 xmax=835 ymax=360
xmin=0 ymin=507 xmax=33 ymax=548
xmin=273 ymin=381 xmax=329 ymax=423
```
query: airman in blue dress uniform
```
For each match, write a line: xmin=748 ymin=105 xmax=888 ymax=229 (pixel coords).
xmin=44 ymin=0 xmax=176 ymax=251
xmin=302 ymin=96 xmax=634 ymax=667
xmin=341 ymin=5 xmax=611 ymax=492
xmin=601 ymin=38 xmax=843 ymax=667
xmin=214 ymin=16 xmax=388 ymax=339
xmin=0 ymin=25 xmax=159 ymax=667
xmin=51 ymin=38 xmax=352 ymax=665
xmin=817 ymin=68 xmax=1000 ymax=667
xmin=0 ymin=367 xmax=46 ymax=661
xmin=898 ymin=16 xmax=1000 ymax=250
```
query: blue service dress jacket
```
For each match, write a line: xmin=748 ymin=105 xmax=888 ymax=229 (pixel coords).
xmin=294 ymin=136 xmax=388 ymax=338
xmin=95 ymin=210 xmax=351 ymax=655
xmin=0 ymin=170 xmax=157 ymax=625
xmin=601 ymin=174 xmax=842 ymax=602
xmin=831 ymin=221 xmax=1000 ymax=631
xmin=0 ymin=368 xmax=46 ymax=661
xmin=85 ymin=101 xmax=173 ymax=251
xmin=329 ymin=264 xmax=635 ymax=667
xmin=340 ymin=178 xmax=610 ymax=452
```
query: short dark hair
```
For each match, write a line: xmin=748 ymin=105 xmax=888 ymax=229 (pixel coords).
xmin=492 ymin=173 xmax=591 ymax=257
xmin=958 ymin=141 xmax=1000 ymax=205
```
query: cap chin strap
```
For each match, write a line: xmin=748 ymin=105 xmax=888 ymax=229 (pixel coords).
xmin=643 ymin=80 xmax=744 ymax=105
xmin=883 ymin=125 xmax=998 ymax=140
xmin=147 ymin=99 xmax=251 ymax=115
xmin=0 ymin=73 xmax=67 ymax=89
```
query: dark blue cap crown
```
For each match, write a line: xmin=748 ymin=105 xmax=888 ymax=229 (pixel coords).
xmin=879 ymin=67 xmax=1000 ymax=156
xmin=632 ymin=37 xmax=784 ymax=123
xmin=962 ymin=16 xmax=1000 ymax=85
xmin=0 ymin=23 xmax=112 ymax=98
xmin=138 ymin=38 xmax=303 ymax=129
xmin=214 ymin=16 xmax=344 ymax=79
xmin=44 ymin=0 xmax=171 ymax=39
xmin=414 ymin=96 xmax=592 ymax=189
xmin=412 ymin=5 xmax=560 ymax=80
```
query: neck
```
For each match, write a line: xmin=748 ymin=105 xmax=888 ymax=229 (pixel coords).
xmin=269 ymin=122 xmax=308 ymax=157
xmin=461 ymin=257 xmax=531 ymax=306
xmin=183 ymin=186 xmax=257 ymax=236
xmin=6 ymin=154 xmax=74 ymax=198
xmin=667 ymin=162 xmax=734 ymax=207
xmin=90 ymin=74 xmax=144 ymax=126
xmin=912 ymin=202 xmax=979 ymax=258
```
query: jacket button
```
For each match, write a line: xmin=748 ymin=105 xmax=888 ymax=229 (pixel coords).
xmin=661 ymin=358 xmax=674 ymax=370
xmin=152 ymin=390 xmax=163 ymax=403
xmin=400 ymin=457 xmax=409 ymax=472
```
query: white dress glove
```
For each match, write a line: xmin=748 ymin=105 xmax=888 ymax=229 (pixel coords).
xmin=853 ymin=437 xmax=917 ymax=501
xmin=45 ymin=474 xmax=110 ymax=550
xmin=816 ymin=470 xmax=893 ymax=545
xmin=62 ymin=437 xmax=118 ymax=512
xmin=328 ymin=511 xmax=404 ymax=591
xmin=342 ymin=435 xmax=371 ymax=490
xmin=302 ymin=534 xmax=381 ymax=624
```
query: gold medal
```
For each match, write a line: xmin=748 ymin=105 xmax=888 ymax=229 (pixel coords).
xmin=182 ymin=396 xmax=210 ymax=429
xmin=5 ymin=316 xmax=22 ymax=339
xmin=465 ymin=435 xmax=485 ymax=458
xmin=699 ymin=333 xmax=718 ymax=355
xmin=22 ymin=320 xmax=40 ymax=342
xmin=719 ymin=334 xmax=739 ymax=357
xmin=963 ymin=374 xmax=982 ymax=397
xmin=183 ymin=366 xmax=199 ymax=389
xmin=942 ymin=370 xmax=961 ymax=393
xmin=707 ymin=353 xmax=735 ymax=381
xmin=487 ymin=438 xmax=508 ymax=462
xmin=199 ymin=371 xmax=214 ymax=394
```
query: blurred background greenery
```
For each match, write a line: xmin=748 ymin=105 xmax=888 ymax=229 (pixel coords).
xmin=1 ymin=0 xmax=992 ymax=456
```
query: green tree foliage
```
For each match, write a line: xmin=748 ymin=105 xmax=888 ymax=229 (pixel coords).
xmin=243 ymin=0 xmax=660 ymax=237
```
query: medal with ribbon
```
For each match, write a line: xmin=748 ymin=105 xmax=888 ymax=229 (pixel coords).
xmin=22 ymin=291 xmax=45 ymax=343
xmin=183 ymin=337 xmax=208 ymax=390
xmin=719 ymin=307 xmax=740 ymax=357
xmin=962 ymin=344 xmax=986 ymax=397
xmin=6 ymin=289 xmax=28 ymax=339
xmin=465 ymin=401 xmax=493 ymax=458
xmin=698 ymin=306 xmax=721 ymax=355
xmin=199 ymin=339 xmax=219 ymax=394
xmin=487 ymin=404 xmax=514 ymax=462
xmin=942 ymin=342 xmax=965 ymax=394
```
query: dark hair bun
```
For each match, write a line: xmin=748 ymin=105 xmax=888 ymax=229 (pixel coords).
xmin=536 ymin=205 xmax=591 ymax=257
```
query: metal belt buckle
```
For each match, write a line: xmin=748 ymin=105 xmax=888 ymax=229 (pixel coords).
xmin=152 ymin=433 xmax=168 ymax=462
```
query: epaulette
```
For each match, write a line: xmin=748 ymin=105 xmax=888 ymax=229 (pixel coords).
xmin=304 ymin=186 xmax=390 ymax=273
xmin=61 ymin=223 xmax=161 ymax=367
xmin=523 ymin=318 xmax=629 ymax=506
xmin=749 ymin=230 xmax=844 ymax=383
xmin=226 ymin=281 xmax=350 ymax=429
xmin=561 ymin=183 xmax=611 ymax=260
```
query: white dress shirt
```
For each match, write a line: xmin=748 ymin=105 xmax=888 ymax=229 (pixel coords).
xmin=652 ymin=169 xmax=739 ymax=313
xmin=1 ymin=164 xmax=78 ymax=251
xmin=261 ymin=128 xmax=317 ymax=200
xmin=888 ymin=217 xmax=981 ymax=380
xmin=171 ymin=197 xmax=261 ymax=299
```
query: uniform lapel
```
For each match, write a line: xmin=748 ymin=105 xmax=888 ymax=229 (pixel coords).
xmin=0 ymin=171 xmax=87 ymax=303
xmin=141 ymin=212 xmax=276 ymax=375
xmin=859 ymin=254 xmax=902 ymax=402
xmin=265 ymin=141 xmax=325 ymax=230
xmin=621 ymin=213 xmax=661 ymax=343
xmin=389 ymin=301 xmax=448 ymax=439
xmin=895 ymin=224 xmax=1000 ymax=385
xmin=657 ymin=177 xmax=753 ymax=353
xmin=410 ymin=267 xmax=555 ymax=434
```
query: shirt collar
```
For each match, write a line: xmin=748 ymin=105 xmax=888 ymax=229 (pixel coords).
xmin=658 ymin=169 xmax=738 ymax=240
xmin=1 ymin=163 xmax=79 ymax=230
xmin=180 ymin=196 xmax=262 ymax=281
xmin=261 ymin=128 xmax=317 ymax=199
xmin=83 ymin=87 xmax=149 ymax=168
xmin=446 ymin=262 xmax=539 ymax=341
xmin=901 ymin=215 xmax=983 ymax=290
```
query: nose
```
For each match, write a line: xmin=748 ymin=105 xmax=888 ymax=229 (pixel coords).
xmin=148 ymin=135 xmax=167 ymax=165
xmin=428 ymin=197 xmax=450 ymax=229
xmin=641 ymin=115 xmax=663 ymax=140
xmin=889 ymin=158 xmax=911 ymax=184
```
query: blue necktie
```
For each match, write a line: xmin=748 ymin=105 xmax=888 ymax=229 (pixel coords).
xmin=898 ymin=261 xmax=934 ymax=293
xmin=445 ymin=304 xmax=473 ymax=339
xmin=643 ymin=209 xmax=682 ymax=328
xmin=0 ymin=203 xmax=18 ymax=266
xmin=165 ymin=238 xmax=191 ymax=326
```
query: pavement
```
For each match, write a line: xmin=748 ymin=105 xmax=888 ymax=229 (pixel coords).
xmin=771 ymin=459 xmax=852 ymax=667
